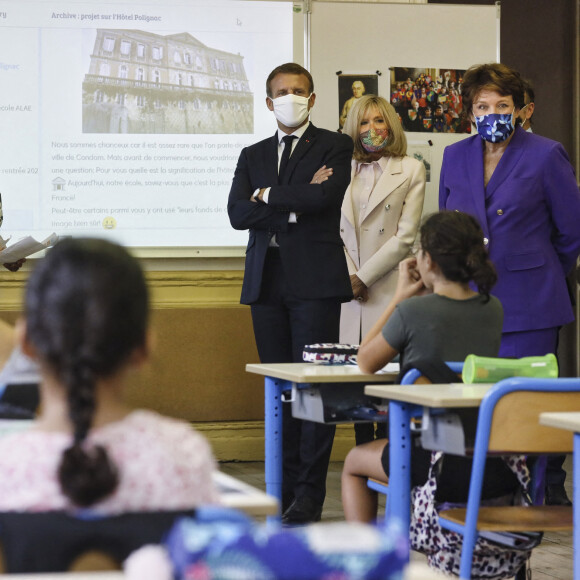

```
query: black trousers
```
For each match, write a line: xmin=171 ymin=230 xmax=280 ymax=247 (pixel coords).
xmin=250 ymin=249 xmax=341 ymax=508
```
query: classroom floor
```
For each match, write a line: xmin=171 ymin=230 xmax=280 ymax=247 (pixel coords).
xmin=219 ymin=455 xmax=574 ymax=580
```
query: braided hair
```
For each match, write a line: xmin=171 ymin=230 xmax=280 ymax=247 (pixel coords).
xmin=25 ymin=238 xmax=149 ymax=507
xmin=419 ymin=211 xmax=497 ymax=299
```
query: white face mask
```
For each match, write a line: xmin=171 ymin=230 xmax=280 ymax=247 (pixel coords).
xmin=271 ymin=93 xmax=311 ymax=128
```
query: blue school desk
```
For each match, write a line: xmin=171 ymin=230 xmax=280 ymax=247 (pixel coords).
xmin=364 ymin=383 xmax=493 ymax=531
xmin=245 ymin=362 xmax=399 ymax=522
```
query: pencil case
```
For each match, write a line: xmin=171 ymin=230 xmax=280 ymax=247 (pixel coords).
xmin=302 ymin=343 xmax=359 ymax=365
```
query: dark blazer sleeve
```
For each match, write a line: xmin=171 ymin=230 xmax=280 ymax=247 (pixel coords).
xmin=267 ymin=132 xmax=354 ymax=215
xmin=227 ymin=144 xmax=289 ymax=233
xmin=228 ymin=127 xmax=354 ymax=304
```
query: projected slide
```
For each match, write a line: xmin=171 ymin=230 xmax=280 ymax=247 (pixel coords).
xmin=0 ymin=0 xmax=293 ymax=249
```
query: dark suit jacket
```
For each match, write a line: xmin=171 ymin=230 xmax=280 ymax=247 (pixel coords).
xmin=440 ymin=127 xmax=580 ymax=333
xmin=228 ymin=123 xmax=354 ymax=305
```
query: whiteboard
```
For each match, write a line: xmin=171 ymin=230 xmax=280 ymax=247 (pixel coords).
xmin=0 ymin=0 xmax=300 ymax=257
xmin=309 ymin=1 xmax=500 ymax=218
xmin=0 ymin=1 xmax=499 ymax=256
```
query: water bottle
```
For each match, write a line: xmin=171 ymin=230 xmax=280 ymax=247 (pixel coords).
xmin=462 ymin=353 xmax=558 ymax=384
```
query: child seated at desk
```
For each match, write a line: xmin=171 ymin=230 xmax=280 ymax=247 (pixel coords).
xmin=0 ymin=238 xmax=219 ymax=513
xmin=341 ymin=211 xmax=527 ymax=577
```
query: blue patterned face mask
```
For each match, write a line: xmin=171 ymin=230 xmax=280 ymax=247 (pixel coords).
xmin=474 ymin=108 xmax=515 ymax=143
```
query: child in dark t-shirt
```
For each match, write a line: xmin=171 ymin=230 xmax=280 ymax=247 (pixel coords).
xmin=341 ymin=211 xmax=513 ymax=523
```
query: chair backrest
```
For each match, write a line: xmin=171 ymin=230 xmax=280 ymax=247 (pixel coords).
xmin=400 ymin=361 xmax=464 ymax=385
xmin=0 ymin=509 xmax=195 ymax=573
xmin=485 ymin=378 xmax=580 ymax=454
xmin=438 ymin=376 xmax=580 ymax=579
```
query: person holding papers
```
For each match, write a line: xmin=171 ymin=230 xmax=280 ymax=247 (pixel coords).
xmin=2 ymin=258 xmax=25 ymax=271
xmin=0 ymin=193 xmax=56 ymax=269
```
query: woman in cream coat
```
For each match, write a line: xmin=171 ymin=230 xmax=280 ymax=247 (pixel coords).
xmin=340 ymin=96 xmax=425 ymax=443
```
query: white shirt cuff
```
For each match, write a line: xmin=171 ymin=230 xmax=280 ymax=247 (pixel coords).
xmin=259 ymin=187 xmax=271 ymax=203
xmin=254 ymin=187 xmax=295 ymax=222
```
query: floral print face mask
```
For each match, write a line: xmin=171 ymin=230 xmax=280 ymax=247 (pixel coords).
xmin=474 ymin=108 xmax=515 ymax=143
xmin=360 ymin=128 xmax=389 ymax=152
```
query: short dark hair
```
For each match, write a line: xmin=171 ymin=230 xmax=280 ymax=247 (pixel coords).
xmin=522 ymin=77 xmax=535 ymax=104
xmin=266 ymin=63 xmax=314 ymax=98
xmin=420 ymin=211 xmax=497 ymax=299
xmin=461 ymin=63 xmax=525 ymax=119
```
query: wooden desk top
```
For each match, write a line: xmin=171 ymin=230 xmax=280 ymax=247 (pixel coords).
xmin=215 ymin=471 xmax=278 ymax=517
xmin=246 ymin=362 xmax=399 ymax=384
xmin=364 ymin=383 xmax=494 ymax=407
xmin=539 ymin=412 xmax=580 ymax=433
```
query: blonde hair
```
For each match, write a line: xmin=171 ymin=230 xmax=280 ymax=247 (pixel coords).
xmin=343 ymin=95 xmax=407 ymax=161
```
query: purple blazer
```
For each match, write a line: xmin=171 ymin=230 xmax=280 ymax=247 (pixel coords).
xmin=439 ymin=127 xmax=580 ymax=333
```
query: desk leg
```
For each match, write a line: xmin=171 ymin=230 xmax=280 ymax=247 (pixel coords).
xmin=388 ymin=400 xmax=412 ymax=534
xmin=574 ymin=433 xmax=580 ymax=580
xmin=264 ymin=377 xmax=290 ymax=522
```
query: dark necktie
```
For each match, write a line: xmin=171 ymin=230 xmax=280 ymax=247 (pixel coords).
xmin=278 ymin=135 xmax=296 ymax=184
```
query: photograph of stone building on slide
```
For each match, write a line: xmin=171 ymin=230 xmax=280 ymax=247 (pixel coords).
xmin=82 ymin=29 xmax=253 ymax=134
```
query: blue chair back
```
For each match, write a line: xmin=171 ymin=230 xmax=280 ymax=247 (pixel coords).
xmin=440 ymin=376 xmax=580 ymax=579
xmin=400 ymin=361 xmax=464 ymax=385
xmin=370 ymin=362 xmax=464 ymax=514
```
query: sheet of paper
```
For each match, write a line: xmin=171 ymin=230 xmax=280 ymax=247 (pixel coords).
xmin=0 ymin=233 xmax=58 ymax=263
xmin=378 ymin=362 xmax=400 ymax=374
xmin=356 ymin=362 xmax=400 ymax=374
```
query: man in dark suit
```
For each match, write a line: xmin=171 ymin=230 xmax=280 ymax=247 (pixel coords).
xmin=228 ymin=63 xmax=353 ymax=524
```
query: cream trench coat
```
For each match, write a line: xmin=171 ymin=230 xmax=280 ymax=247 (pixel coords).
xmin=339 ymin=155 xmax=426 ymax=344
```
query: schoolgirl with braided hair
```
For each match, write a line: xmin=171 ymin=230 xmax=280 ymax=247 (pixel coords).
xmin=0 ymin=238 xmax=219 ymax=512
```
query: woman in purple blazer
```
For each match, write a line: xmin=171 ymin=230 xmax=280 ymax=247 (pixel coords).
xmin=439 ymin=63 xmax=580 ymax=360
xmin=439 ymin=63 xmax=580 ymax=506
